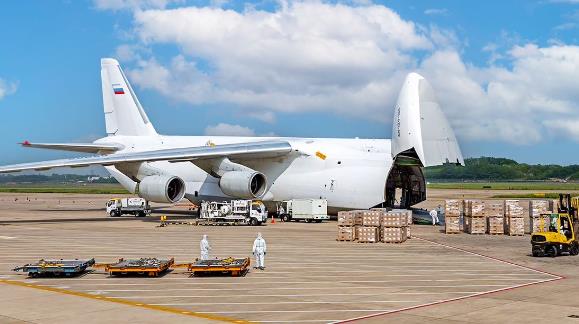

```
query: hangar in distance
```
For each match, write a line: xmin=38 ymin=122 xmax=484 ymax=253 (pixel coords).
xmin=0 ymin=58 xmax=464 ymax=212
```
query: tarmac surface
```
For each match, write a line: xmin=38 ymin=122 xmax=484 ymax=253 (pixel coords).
xmin=0 ymin=192 xmax=578 ymax=323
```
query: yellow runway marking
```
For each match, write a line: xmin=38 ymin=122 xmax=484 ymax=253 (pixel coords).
xmin=0 ymin=279 xmax=252 ymax=323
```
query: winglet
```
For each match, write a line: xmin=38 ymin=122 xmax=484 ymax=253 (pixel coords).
xmin=21 ymin=140 xmax=31 ymax=146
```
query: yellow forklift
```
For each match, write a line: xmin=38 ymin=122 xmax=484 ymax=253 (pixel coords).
xmin=531 ymin=194 xmax=579 ymax=257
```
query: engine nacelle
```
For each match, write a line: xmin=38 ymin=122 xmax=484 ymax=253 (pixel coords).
xmin=219 ymin=171 xmax=267 ymax=199
xmin=138 ymin=175 xmax=186 ymax=203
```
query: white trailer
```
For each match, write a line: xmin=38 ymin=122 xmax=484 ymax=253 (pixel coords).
xmin=106 ymin=198 xmax=150 ymax=217
xmin=278 ymin=199 xmax=329 ymax=223
xmin=199 ymin=200 xmax=267 ymax=226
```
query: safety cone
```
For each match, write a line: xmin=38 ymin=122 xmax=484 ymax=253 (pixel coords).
xmin=271 ymin=215 xmax=276 ymax=224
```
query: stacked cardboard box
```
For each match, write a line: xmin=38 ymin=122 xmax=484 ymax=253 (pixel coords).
xmin=380 ymin=211 xmax=408 ymax=243
xmin=380 ymin=212 xmax=407 ymax=227
xmin=485 ymin=201 xmax=504 ymax=235
xmin=337 ymin=226 xmax=356 ymax=241
xmin=445 ymin=200 xmax=461 ymax=234
xmin=530 ymin=214 xmax=551 ymax=233
xmin=505 ymin=216 xmax=525 ymax=236
xmin=337 ymin=211 xmax=358 ymax=241
xmin=484 ymin=201 xmax=505 ymax=217
xmin=464 ymin=200 xmax=485 ymax=217
xmin=361 ymin=210 xmax=381 ymax=227
xmin=487 ymin=216 xmax=504 ymax=235
xmin=392 ymin=209 xmax=413 ymax=226
xmin=505 ymin=200 xmax=524 ymax=236
xmin=382 ymin=227 xmax=407 ymax=243
xmin=528 ymin=200 xmax=553 ymax=233
xmin=464 ymin=200 xmax=486 ymax=234
xmin=337 ymin=209 xmax=411 ymax=243
xmin=445 ymin=216 xmax=461 ymax=234
xmin=357 ymin=226 xmax=380 ymax=243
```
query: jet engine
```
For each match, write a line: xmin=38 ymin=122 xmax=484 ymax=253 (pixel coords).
xmin=138 ymin=175 xmax=185 ymax=203
xmin=219 ymin=171 xmax=267 ymax=199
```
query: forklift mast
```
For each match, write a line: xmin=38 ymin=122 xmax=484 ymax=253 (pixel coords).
xmin=559 ymin=194 xmax=577 ymax=221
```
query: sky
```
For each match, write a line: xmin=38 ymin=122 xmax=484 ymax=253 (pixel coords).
xmin=1 ymin=0 xmax=579 ymax=170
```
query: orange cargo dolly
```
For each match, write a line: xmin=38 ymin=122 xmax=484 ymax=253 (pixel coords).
xmin=174 ymin=257 xmax=250 ymax=277
xmin=103 ymin=258 xmax=174 ymax=277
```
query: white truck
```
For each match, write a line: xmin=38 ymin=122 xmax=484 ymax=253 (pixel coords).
xmin=277 ymin=199 xmax=329 ymax=223
xmin=199 ymin=200 xmax=267 ymax=226
xmin=106 ymin=198 xmax=151 ymax=217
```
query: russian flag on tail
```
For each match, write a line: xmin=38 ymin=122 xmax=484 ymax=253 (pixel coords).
xmin=112 ymin=84 xmax=125 ymax=95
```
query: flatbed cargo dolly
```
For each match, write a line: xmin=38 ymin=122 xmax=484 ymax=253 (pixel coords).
xmin=173 ymin=257 xmax=250 ymax=277
xmin=102 ymin=258 xmax=174 ymax=277
xmin=13 ymin=258 xmax=95 ymax=277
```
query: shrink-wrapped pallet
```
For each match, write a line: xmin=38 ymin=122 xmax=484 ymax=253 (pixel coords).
xmin=485 ymin=201 xmax=504 ymax=217
xmin=505 ymin=205 xmax=524 ymax=218
xmin=381 ymin=227 xmax=407 ymax=243
xmin=464 ymin=216 xmax=486 ymax=234
xmin=357 ymin=226 xmax=380 ymax=243
xmin=528 ymin=200 xmax=553 ymax=233
xmin=487 ymin=216 xmax=504 ymax=235
xmin=445 ymin=216 xmax=461 ymax=234
xmin=505 ymin=217 xmax=525 ymax=236
xmin=528 ymin=200 xmax=554 ymax=217
xmin=337 ymin=226 xmax=356 ymax=241
xmin=530 ymin=214 xmax=551 ymax=233
xmin=445 ymin=200 xmax=461 ymax=217
xmin=464 ymin=200 xmax=485 ymax=217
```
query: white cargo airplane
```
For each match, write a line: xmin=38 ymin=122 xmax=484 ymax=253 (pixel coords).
xmin=0 ymin=58 xmax=463 ymax=213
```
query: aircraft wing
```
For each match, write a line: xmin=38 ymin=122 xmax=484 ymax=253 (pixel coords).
xmin=0 ymin=140 xmax=293 ymax=173
xmin=19 ymin=141 xmax=122 ymax=154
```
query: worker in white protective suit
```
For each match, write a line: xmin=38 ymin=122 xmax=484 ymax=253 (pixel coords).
xmin=200 ymin=234 xmax=211 ymax=260
xmin=252 ymin=232 xmax=267 ymax=270
xmin=429 ymin=209 xmax=439 ymax=226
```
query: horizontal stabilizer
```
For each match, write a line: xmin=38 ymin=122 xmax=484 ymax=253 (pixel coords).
xmin=20 ymin=141 xmax=122 ymax=154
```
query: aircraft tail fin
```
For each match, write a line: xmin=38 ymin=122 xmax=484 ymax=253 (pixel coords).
xmin=391 ymin=73 xmax=464 ymax=167
xmin=101 ymin=58 xmax=157 ymax=137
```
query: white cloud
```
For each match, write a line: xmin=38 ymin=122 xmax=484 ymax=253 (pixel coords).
xmin=93 ymin=0 xmax=181 ymax=11
xmin=0 ymin=78 xmax=17 ymax=100
xmin=424 ymin=8 xmax=448 ymax=16
xmin=204 ymin=123 xmax=256 ymax=136
xmin=418 ymin=45 xmax=579 ymax=144
xmin=104 ymin=2 xmax=579 ymax=144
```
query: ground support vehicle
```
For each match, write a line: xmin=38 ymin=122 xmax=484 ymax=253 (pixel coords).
xmin=103 ymin=258 xmax=174 ymax=276
xmin=199 ymin=200 xmax=267 ymax=226
xmin=13 ymin=259 xmax=95 ymax=277
xmin=277 ymin=199 xmax=329 ymax=223
xmin=173 ymin=257 xmax=250 ymax=277
xmin=106 ymin=198 xmax=150 ymax=217
xmin=531 ymin=212 xmax=579 ymax=257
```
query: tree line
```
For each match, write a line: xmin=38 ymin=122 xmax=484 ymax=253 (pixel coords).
xmin=424 ymin=157 xmax=579 ymax=181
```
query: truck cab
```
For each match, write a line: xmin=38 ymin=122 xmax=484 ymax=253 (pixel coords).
xmin=531 ymin=213 xmax=579 ymax=257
